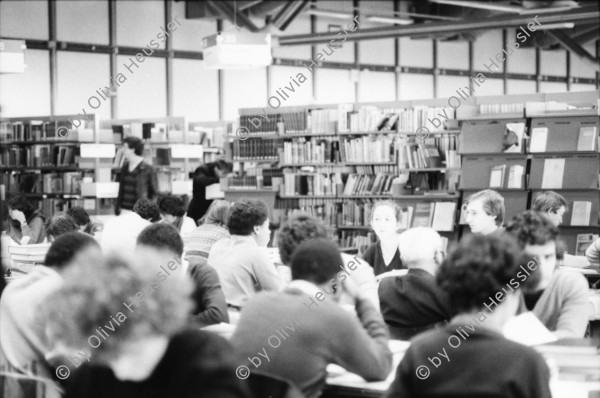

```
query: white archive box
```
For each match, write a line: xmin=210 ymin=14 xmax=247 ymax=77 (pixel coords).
xmin=81 ymin=182 xmax=119 ymax=198
xmin=172 ymin=180 xmax=193 ymax=195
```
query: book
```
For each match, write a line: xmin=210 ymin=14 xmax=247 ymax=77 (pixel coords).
xmin=576 ymin=126 xmax=597 ymax=151
xmin=507 ymin=165 xmax=524 ymax=189
xmin=529 ymin=127 xmax=548 ymax=152
xmin=502 ymin=123 xmax=525 ymax=153
xmin=431 ymin=202 xmax=456 ymax=231
xmin=575 ymin=233 xmax=599 ymax=256
xmin=570 ymin=201 xmax=592 ymax=226
xmin=541 ymin=158 xmax=565 ymax=189
xmin=489 ymin=164 xmax=506 ymax=188
xmin=412 ymin=203 xmax=434 ymax=228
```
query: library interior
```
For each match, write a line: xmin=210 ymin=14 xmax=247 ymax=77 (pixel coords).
xmin=1 ymin=1 xmax=600 ymax=397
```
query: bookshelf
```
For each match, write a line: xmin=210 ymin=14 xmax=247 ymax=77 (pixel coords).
xmin=0 ymin=114 xmax=117 ymax=216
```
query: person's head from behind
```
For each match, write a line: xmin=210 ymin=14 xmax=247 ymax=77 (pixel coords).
xmin=398 ymin=227 xmax=445 ymax=274
xmin=200 ymin=200 xmax=230 ymax=227
xmin=42 ymin=255 xmax=192 ymax=381
xmin=133 ymin=198 xmax=161 ymax=223
xmin=505 ymin=211 xmax=559 ymax=290
xmin=66 ymin=206 xmax=91 ymax=233
xmin=157 ymin=196 xmax=185 ymax=225
xmin=227 ymin=199 xmax=270 ymax=247
xmin=291 ymin=239 xmax=343 ymax=295
xmin=211 ymin=159 xmax=233 ymax=178
xmin=7 ymin=194 xmax=36 ymax=222
xmin=531 ymin=191 xmax=568 ymax=227
xmin=464 ymin=190 xmax=505 ymax=234
xmin=437 ymin=234 xmax=534 ymax=324
xmin=277 ymin=213 xmax=333 ymax=266
xmin=370 ymin=201 xmax=402 ymax=240
xmin=136 ymin=224 xmax=184 ymax=273
xmin=44 ymin=232 xmax=102 ymax=271
xmin=122 ymin=136 xmax=144 ymax=161
xmin=45 ymin=213 xmax=78 ymax=242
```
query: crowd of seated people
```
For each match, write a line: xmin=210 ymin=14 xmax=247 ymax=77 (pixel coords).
xmin=0 ymin=189 xmax=596 ymax=398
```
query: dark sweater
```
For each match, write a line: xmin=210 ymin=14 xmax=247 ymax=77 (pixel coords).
xmin=379 ymin=269 xmax=453 ymax=340
xmin=385 ymin=324 xmax=552 ymax=398
xmin=362 ymin=241 xmax=406 ymax=276
xmin=231 ymin=286 xmax=392 ymax=398
xmin=189 ymin=263 xmax=229 ymax=327
xmin=64 ymin=329 xmax=250 ymax=398
xmin=116 ymin=161 xmax=156 ymax=213
xmin=187 ymin=176 xmax=220 ymax=223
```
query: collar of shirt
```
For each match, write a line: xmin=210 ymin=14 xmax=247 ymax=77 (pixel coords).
xmin=231 ymin=234 xmax=258 ymax=246
xmin=286 ymin=279 xmax=321 ymax=297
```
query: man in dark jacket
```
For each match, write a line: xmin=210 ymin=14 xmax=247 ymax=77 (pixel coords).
xmin=115 ymin=137 xmax=156 ymax=215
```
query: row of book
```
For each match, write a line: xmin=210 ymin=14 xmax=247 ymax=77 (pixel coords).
xmin=342 ymin=174 xmax=396 ymax=196
xmin=479 ymin=103 xmax=524 ymax=115
xmin=1 ymin=120 xmax=78 ymax=142
xmin=308 ymin=109 xmax=338 ymax=134
xmin=111 ymin=123 xmax=185 ymax=142
xmin=530 ymin=126 xmax=597 ymax=152
xmin=281 ymin=173 xmax=337 ymax=197
xmin=399 ymin=143 xmax=442 ymax=169
xmin=339 ymin=136 xmax=396 ymax=164
xmin=238 ymin=111 xmax=308 ymax=135
xmin=0 ymin=171 xmax=87 ymax=195
xmin=340 ymin=105 xmax=455 ymax=133
xmin=1 ymin=144 xmax=79 ymax=168
xmin=280 ymin=138 xmax=338 ymax=164
xmin=233 ymin=139 xmax=281 ymax=161
xmin=338 ymin=230 xmax=373 ymax=253
xmin=275 ymin=199 xmax=339 ymax=228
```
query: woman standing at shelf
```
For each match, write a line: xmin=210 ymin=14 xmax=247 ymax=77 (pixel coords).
xmin=115 ymin=137 xmax=157 ymax=216
xmin=361 ymin=201 xmax=406 ymax=277
xmin=4 ymin=194 xmax=46 ymax=245
xmin=187 ymin=160 xmax=232 ymax=225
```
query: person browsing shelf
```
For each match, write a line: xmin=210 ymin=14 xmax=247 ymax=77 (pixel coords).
xmin=4 ymin=194 xmax=46 ymax=244
xmin=362 ymin=201 xmax=406 ymax=277
xmin=115 ymin=137 xmax=157 ymax=215
xmin=187 ymin=160 xmax=232 ymax=224
xmin=464 ymin=189 xmax=505 ymax=236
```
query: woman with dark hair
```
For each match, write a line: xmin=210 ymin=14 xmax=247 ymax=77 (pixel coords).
xmin=5 ymin=194 xmax=46 ymax=244
xmin=158 ymin=196 xmax=196 ymax=234
xmin=187 ymin=160 xmax=232 ymax=224
xmin=45 ymin=213 xmax=79 ymax=242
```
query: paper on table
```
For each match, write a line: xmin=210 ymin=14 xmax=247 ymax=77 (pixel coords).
xmin=503 ymin=312 xmax=557 ymax=346
xmin=541 ymin=158 xmax=565 ymax=189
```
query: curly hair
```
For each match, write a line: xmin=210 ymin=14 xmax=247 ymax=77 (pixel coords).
xmin=436 ymin=233 xmax=538 ymax=313
xmin=158 ymin=196 xmax=186 ymax=218
xmin=137 ymin=223 xmax=184 ymax=257
xmin=133 ymin=198 xmax=161 ymax=222
xmin=505 ymin=210 xmax=559 ymax=249
xmin=44 ymin=232 xmax=99 ymax=269
xmin=277 ymin=213 xmax=334 ymax=265
xmin=41 ymin=254 xmax=193 ymax=360
xmin=291 ymin=239 xmax=343 ymax=284
xmin=123 ymin=136 xmax=144 ymax=156
xmin=227 ymin=199 xmax=269 ymax=236
xmin=45 ymin=213 xmax=78 ymax=239
xmin=67 ymin=206 xmax=91 ymax=227
xmin=7 ymin=194 xmax=37 ymax=220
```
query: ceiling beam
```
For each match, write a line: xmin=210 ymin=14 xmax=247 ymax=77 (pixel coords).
xmin=547 ymin=29 xmax=600 ymax=69
xmin=278 ymin=6 xmax=599 ymax=46
xmin=207 ymin=0 xmax=260 ymax=32
xmin=271 ymin=0 xmax=309 ymax=31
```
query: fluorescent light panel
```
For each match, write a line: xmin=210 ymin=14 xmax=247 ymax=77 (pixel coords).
xmin=367 ymin=16 xmax=414 ymax=25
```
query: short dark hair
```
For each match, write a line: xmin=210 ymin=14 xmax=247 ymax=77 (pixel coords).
xmin=45 ymin=213 xmax=78 ymax=239
xmin=7 ymin=194 xmax=36 ymax=220
xmin=227 ymin=200 xmax=269 ymax=236
xmin=505 ymin=210 xmax=559 ymax=248
xmin=158 ymin=196 xmax=186 ymax=218
xmin=277 ymin=214 xmax=333 ymax=265
xmin=137 ymin=223 xmax=183 ymax=257
xmin=123 ymin=136 xmax=144 ymax=156
xmin=44 ymin=232 xmax=99 ymax=269
xmin=133 ymin=199 xmax=161 ymax=222
xmin=437 ymin=234 xmax=537 ymax=313
xmin=531 ymin=191 xmax=568 ymax=214
xmin=465 ymin=189 xmax=505 ymax=226
xmin=291 ymin=239 xmax=343 ymax=285
xmin=66 ymin=206 xmax=91 ymax=227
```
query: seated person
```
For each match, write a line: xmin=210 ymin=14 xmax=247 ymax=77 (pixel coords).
xmin=463 ymin=189 xmax=505 ymax=235
xmin=586 ymin=237 xmax=600 ymax=272
xmin=207 ymin=199 xmax=286 ymax=309
xmin=100 ymin=198 xmax=159 ymax=257
xmin=136 ymin=223 xmax=228 ymax=327
xmin=379 ymin=227 xmax=452 ymax=340
xmin=184 ymin=200 xmax=231 ymax=267
xmin=277 ymin=213 xmax=379 ymax=308
xmin=232 ymin=239 xmax=392 ymax=398
xmin=40 ymin=255 xmax=250 ymax=398
xmin=5 ymin=194 xmax=46 ymax=244
xmin=45 ymin=213 xmax=79 ymax=242
xmin=67 ymin=206 xmax=100 ymax=236
xmin=361 ymin=201 xmax=406 ymax=277
xmin=386 ymin=234 xmax=551 ymax=398
xmin=505 ymin=211 xmax=590 ymax=338
xmin=158 ymin=196 xmax=196 ymax=235
xmin=0 ymin=233 xmax=101 ymax=398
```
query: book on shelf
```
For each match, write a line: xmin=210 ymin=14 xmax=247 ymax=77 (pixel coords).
xmin=342 ymin=173 xmax=395 ymax=196
xmin=489 ymin=164 xmax=506 ymax=188
xmin=234 ymin=138 xmax=280 ymax=161
xmin=529 ymin=127 xmax=548 ymax=153
xmin=282 ymin=173 xmax=336 ymax=196
xmin=398 ymin=206 xmax=414 ymax=230
xmin=575 ymin=233 xmax=599 ymax=256
xmin=281 ymin=138 xmax=337 ymax=164
xmin=308 ymin=108 xmax=337 ymax=134
xmin=570 ymin=201 xmax=592 ymax=226
xmin=502 ymin=122 xmax=525 ymax=153
xmin=431 ymin=202 xmax=456 ymax=231
xmin=412 ymin=202 xmax=434 ymax=228
xmin=340 ymin=136 xmax=396 ymax=164
xmin=541 ymin=158 xmax=565 ymax=189
xmin=576 ymin=126 xmax=597 ymax=151
xmin=507 ymin=165 xmax=525 ymax=189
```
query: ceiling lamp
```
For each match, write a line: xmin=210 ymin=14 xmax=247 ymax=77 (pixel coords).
xmin=202 ymin=30 xmax=272 ymax=69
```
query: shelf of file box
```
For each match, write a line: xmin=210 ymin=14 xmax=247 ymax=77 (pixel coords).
xmin=459 ymin=153 xmax=529 ymax=191
xmin=338 ymin=130 xmax=399 ymax=136
xmin=528 ymin=116 xmax=599 ymax=153
xmin=528 ymin=153 xmax=600 ymax=191
xmin=530 ymin=189 xmax=599 ymax=228
xmin=396 ymin=130 xmax=462 ymax=136
xmin=459 ymin=118 xmax=528 ymax=154
xmin=456 ymin=112 xmax=525 ymax=121
xmin=458 ymin=189 xmax=529 ymax=228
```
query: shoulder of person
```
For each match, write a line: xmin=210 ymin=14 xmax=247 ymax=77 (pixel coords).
xmin=552 ymin=269 xmax=589 ymax=290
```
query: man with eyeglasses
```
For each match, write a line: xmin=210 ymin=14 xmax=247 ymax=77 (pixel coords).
xmin=379 ymin=227 xmax=453 ymax=340
xmin=464 ymin=189 xmax=505 ymax=236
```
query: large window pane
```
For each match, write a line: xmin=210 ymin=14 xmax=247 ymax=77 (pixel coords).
xmin=399 ymin=38 xmax=433 ymax=68
xmin=272 ymin=14 xmax=312 ymax=60
xmin=171 ymin=1 xmax=216 ymax=52
xmin=116 ymin=55 xmax=167 ymax=118
xmin=540 ymin=49 xmax=566 ymax=77
xmin=270 ymin=66 xmax=314 ymax=106
xmin=474 ymin=30 xmax=503 ymax=72
xmin=437 ymin=76 xmax=468 ymax=99
xmin=358 ymin=71 xmax=395 ymax=102
xmin=223 ymin=68 xmax=267 ymax=120
xmin=399 ymin=73 xmax=433 ymax=100
xmin=172 ymin=59 xmax=219 ymax=121
xmin=507 ymin=29 xmax=535 ymax=75
xmin=437 ymin=40 xmax=469 ymax=70
xmin=117 ymin=0 xmax=166 ymax=50
xmin=314 ymin=68 xmax=355 ymax=104
xmin=506 ymin=79 xmax=536 ymax=94
xmin=0 ymin=0 xmax=48 ymax=40
xmin=539 ymin=81 xmax=567 ymax=93
xmin=314 ymin=1 xmax=356 ymax=64
xmin=571 ymin=42 xmax=597 ymax=79
xmin=57 ymin=0 xmax=109 ymax=44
